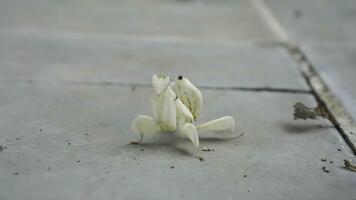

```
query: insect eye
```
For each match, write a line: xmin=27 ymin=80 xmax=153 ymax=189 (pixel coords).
xmin=178 ymin=75 xmax=183 ymax=80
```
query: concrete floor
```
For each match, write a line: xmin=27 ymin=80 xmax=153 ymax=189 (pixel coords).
xmin=0 ymin=0 xmax=355 ymax=200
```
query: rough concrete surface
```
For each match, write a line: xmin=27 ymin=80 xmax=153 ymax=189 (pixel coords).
xmin=1 ymin=0 xmax=356 ymax=200
xmin=0 ymin=83 xmax=355 ymax=200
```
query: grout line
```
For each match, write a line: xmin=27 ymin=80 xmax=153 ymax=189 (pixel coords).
xmin=0 ymin=78 xmax=311 ymax=94
xmin=254 ymin=0 xmax=356 ymax=154
xmin=198 ymin=85 xmax=311 ymax=94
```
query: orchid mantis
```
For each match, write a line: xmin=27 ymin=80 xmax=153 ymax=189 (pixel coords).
xmin=131 ymin=75 xmax=235 ymax=147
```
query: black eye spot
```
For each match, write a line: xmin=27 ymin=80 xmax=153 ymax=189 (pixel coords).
xmin=178 ymin=75 xmax=183 ymax=80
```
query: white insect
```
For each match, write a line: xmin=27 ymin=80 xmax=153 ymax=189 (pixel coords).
xmin=131 ymin=74 xmax=235 ymax=147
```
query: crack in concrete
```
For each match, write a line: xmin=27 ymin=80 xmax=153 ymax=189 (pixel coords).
xmin=0 ymin=78 xmax=311 ymax=94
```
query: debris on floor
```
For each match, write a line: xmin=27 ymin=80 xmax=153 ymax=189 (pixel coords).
xmin=233 ymin=132 xmax=245 ymax=140
xmin=321 ymin=158 xmax=327 ymax=162
xmin=197 ymin=156 xmax=204 ymax=161
xmin=201 ymin=147 xmax=215 ymax=152
xmin=293 ymin=102 xmax=329 ymax=120
xmin=322 ymin=166 xmax=330 ymax=173
xmin=130 ymin=141 xmax=140 ymax=145
xmin=344 ymin=160 xmax=356 ymax=172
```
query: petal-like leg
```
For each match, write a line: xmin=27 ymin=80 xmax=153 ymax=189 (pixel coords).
xmin=196 ymin=116 xmax=235 ymax=132
xmin=160 ymin=87 xmax=177 ymax=131
xmin=180 ymin=123 xmax=199 ymax=147
xmin=131 ymin=115 xmax=161 ymax=142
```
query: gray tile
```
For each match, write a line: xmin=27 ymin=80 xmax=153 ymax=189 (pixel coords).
xmin=0 ymin=82 xmax=354 ymax=200
xmin=0 ymin=33 xmax=308 ymax=89
xmin=265 ymin=0 xmax=356 ymax=43
xmin=265 ymin=0 xmax=356 ymax=118
xmin=0 ymin=0 xmax=276 ymax=41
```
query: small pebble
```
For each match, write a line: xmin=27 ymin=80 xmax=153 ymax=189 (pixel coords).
xmin=67 ymin=142 xmax=71 ymax=145
xmin=170 ymin=166 xmax=175 ymax=169
xmin=77 ymin=160 xmax=80 ymax=163
xmin=337 ymin=148 xmax=342 ymax=151
xmin=329 ymin=161 xmax=333 ymax=164
xmin=0 ymin=146 xmax=4 ymax=152
xmin=321 ymin=158 xmax=327 ymax=162
xmin=243 ymin=175 xmax=247 ymax=178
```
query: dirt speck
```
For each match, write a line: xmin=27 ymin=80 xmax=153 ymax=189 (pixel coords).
xmin=67 ymin=142 xmax=71 ymax=145
xmin=140 ymin=149 xmax=144 ymax=151
xmin=0 ymin=146 xmax=4 ymax=152
xmin=130 ymin=141 xmax=140 ymax=145
xmin=76 ymin=160 xmax=80 ymax=163
xmin=321 ymin=158 xmax=327 ymax=162
xmin=15 ymin=138 xmax=20 ymax=141
xmin=322 ymin=166 xmax=330 ymax=173
xmin=197 ymin=156 xmax=204 ymax=161
xmin=243 ymin=174 xmax=247 ymax=178
xmin=201 ymin=147 xmax=215 ymax=152
xmin=13 ymin=172 xmax=19 ymax=175
xmin=337 ymin=148 xmax=342 ymax=152
xmin=170 ymin=166 xmax=175 ymax=169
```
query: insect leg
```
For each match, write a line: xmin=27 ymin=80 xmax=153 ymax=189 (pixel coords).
xmin=131 ymin=115 xmax=161 ymax=143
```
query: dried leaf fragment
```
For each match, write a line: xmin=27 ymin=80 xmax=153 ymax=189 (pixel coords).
xmin=344 ymin=160 xmax=356 ymax=172
xmin=293 ymin=102 xmax=329 ymax=120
